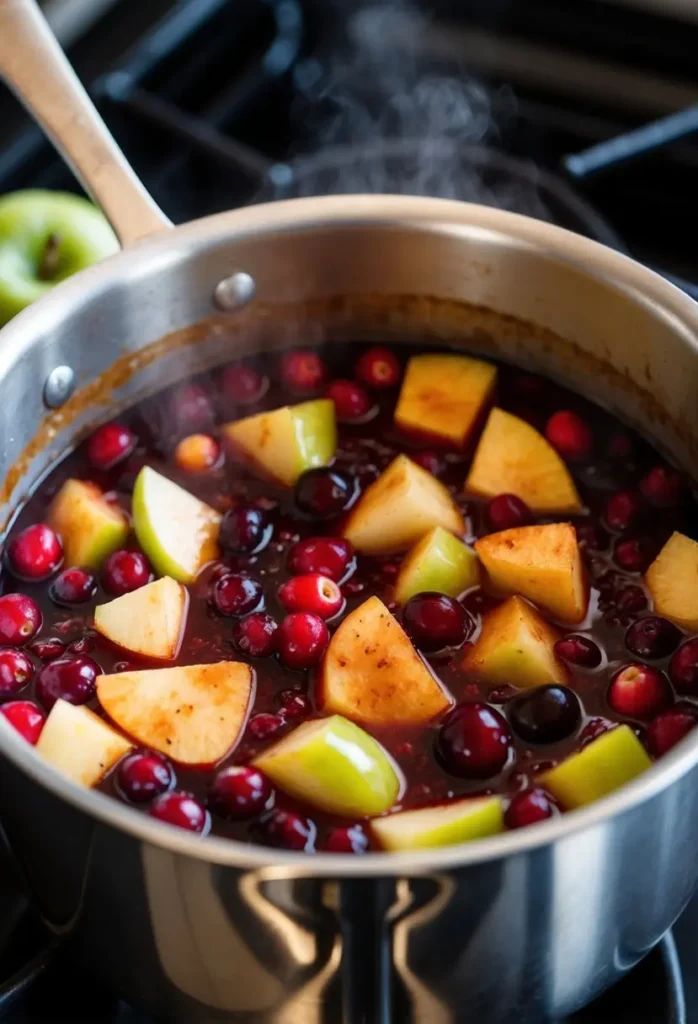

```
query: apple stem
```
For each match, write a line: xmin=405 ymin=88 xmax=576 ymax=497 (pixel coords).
xmin=38 ymin=233 xmax=62 ymax=281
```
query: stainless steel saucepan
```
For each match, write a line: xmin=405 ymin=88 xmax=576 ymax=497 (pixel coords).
xmin=1 ymin=1 xmax=698 ymax=1020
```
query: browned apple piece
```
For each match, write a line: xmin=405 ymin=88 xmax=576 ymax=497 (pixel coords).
xmin=394 ymin=353 xmax=497 ymax=446
xmin=645 ymin=531 xmax=698 ymax=631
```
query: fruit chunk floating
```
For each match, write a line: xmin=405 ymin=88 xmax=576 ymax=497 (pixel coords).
xmin=539 ymin=725 xmax=651 ymax=810
xmin=645 ymin=532 xmax=698 ymax=632
xmin=394 ymin=353 xmax=497 ymax=446
xmin=394 ymin=527 xmax=479 ymax=606
xmin=371 ymin=796 xmax=504 ymax=851
xmin=47 ymin=479 xmax=128 ymax=569
xmin=36 ymin=699 xmax=132 ymax=788
xmin=94 ymin=577 xmax=187 ymax=661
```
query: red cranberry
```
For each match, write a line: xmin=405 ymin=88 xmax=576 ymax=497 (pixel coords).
xmin=607 ymin=664 xmax=671 ymax=720
xmin=221 ymin=364 xmax=267 ymax=405
xmin=27 ymin=636 xmax=64 ymax=660
xmin=149 ymin=791 xmax=209 ymax=833
xmin=640 ymin=465 xmax=685 ymax=507
xmin=625 ymin=617 xmax=681 ymax=660
xmin=0 ymin=649 xmax=33 ymax=697
xmin=36 ymin=655 xmax=100 ymax=710
xmin=554 ymin=635 xmax=602 ymax=668
xmin=278 ymin=574 xmax=343 ymax=619
xmin=101 ymin=549 xmax=151 ymax=595
xmin=355 ymin=346 xmax=401 ymax=389
xmin=323 ymin=824 xmax=369 ymax=853
xmin=604 ymin=490 xmax=643 ymax=532
xmin=576 ymin=523 xmax=610 ymax=552
xmin=68 ymin=634 xmax=96 ymax=655
xmin=509 ymin=685 xmax=582 ymax=744
xmin=210 ymin=574 xmax=262 ymax=617
xmin=545 ymin=411 xmax=592 ymax=460
xmin=293 ymin=468 xmax=356 ymax=520
xmin=287 ymin=537 xmax=354 ymax=582
xmin=505 ymin=788 xmax=555 ymax=829
xmin=260 ymin=808 xmax=316 ymax=851
xmin=86 ymin=422 xmax=136 ymax=470
xmin=613 ymin=536 xmax=658 ymax=574
xmin=0 ymin=593 xmax=41 ymax=645
xmin=277 ymin=613 xmax=329 ymax=670
xmin=220 ymin=505 xmax=269 ymax=554
xmin=280 ymin=349 xmax=326 ymax=392
xmin=277 ymin=689 xmax=312 ymax=719
xmin=670 ymin=639 xmax=698 ymax=694
xmin=325 ymin=379 xmax=373 ymax=421
xmin=436 ymin=703 xmax=512 ymax=778
xmin=0 ymin=700 xmax=45 ymax=744
xmin=403 ymin=593 xmax=470 ymax=652
xmin=645 ymin=707 xmax=698 ymax=758
xmin=170 ymin=383 xmax=213 ymax=432
xmin=233 ymin=613 xmax=278 ymax=658
xmin=411 ymin=450 xmax=443 ymax=475
xmin=7 ymin=524 xmax=62 ymax=580
xmin=247 ymin=713 xmax=285 ymax=740
xmin=49 ymin=567 xmax=96 ymax=606
xmin=485 ymin=494 xmax=533 ymax=532
xmin=117 ymin=751 xmax=174 ymax=804
xmin=209 ymin=765 xmax=272 ymax=819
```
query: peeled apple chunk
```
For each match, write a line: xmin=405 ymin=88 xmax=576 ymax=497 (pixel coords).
xmin=371 ymin=795 xmax=504 ymax=851
xmin=132 ymin=466 xmax=220 ymax=584
xmin=394 ymin=353 xmax=497 ymax=446
xmin=36 ymin=699 xmax=132 ymax=788
xmin=394 ymin=526 xmax=479 ymax=605
xmin=47 ymin=478 xmax=128 ymax=569
xmin=645 ymin=531 xmax=698 ymax=631
xmin=538 ymin=725 xmax=651 ymax=810
xmin=475 ymin=523 xmax=588 ymax=624
xmin=254 ymin=714 xmax=401 ymax=816
xmin=462 ymin=595 xmax=566 ymax=689
xmin=342 ymin=454 xmax=465 ymax=555
xmin=96 ymin=662 xmax=254 ymax=765
xmin=320 ymin=595 xmax=452 ymax=726
xmin=94 ymin=577 xmax=187 ymax=661
xmin=222 ymin=399 xmax=336 ymax=486
xmin=465 ymin=408 xmax=583 ymax=514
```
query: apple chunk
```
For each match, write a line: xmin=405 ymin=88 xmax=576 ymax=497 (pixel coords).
xmin=47 ymin=478 xmax=128 ymax=569
xmin=36 ymin=699 xmax=132 ymax=788
xmin=94 ymin=577 xmax=187 ymax=661
xmin=97 ymin=662 xmax=254 ymax=765
xmin=132 ymin=466 xmax=220 ymax=584
xmin=465 ymin=408 xmax=582 ymax=514
xmin=223 ymin=399 xmax=336 ymax=487
xmin=342 ymin=454 xmax=464 ymax=556
xmin=646 ymin=531 xmax=698 ymax=631
xmin=320 ymin=595 xmax=452 ymax=726
xmin=254 ymin=715 xmax=401 ymax=816
xmin=371 ymin=796 xmax=503 ymax=851
xmin=462 ymin=595 xmax=566 ymax=689
xmin=394 ymin=353 xmax=497 ymax=446
xmin=394 ymin=526 xmax=479 ymax=605
xmin=538 ymin=725 xmax=651 ymax=810
xmin=476 ymin=523 xmax=588 ymax=624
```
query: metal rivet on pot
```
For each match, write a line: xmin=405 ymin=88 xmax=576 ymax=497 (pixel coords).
xmin=213 ymin=272 xmax=256 ymax=311
xmin=43 ymin=366 xmax=75 ymax=409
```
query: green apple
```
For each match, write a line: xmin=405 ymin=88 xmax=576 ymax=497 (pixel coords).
xmin=94 ymin=576 xmax=187 ymax=661
xmin=36 ymin=699 xmax=132 ymax=788
xmin=96 ymin=661 xmax=254 ymax=765
xmin=371 ymin=795 xmax=504 ymax=851
xmin=538 ymin=724 xmax=651 ymax=810
xmin=394 ymin=526 xmax=479 ymax=605
xmin=254 ymin=714 xmax=401 ymax=816
xmin=132 ymin=466 xmax=221 ymax=583
xmin=47 ymin=478 xmax=129 ymax=569
xmin=0 ymin=190 xmax=118 ymax=325
xmin=222 ymin=399 xmax=336 ymax=486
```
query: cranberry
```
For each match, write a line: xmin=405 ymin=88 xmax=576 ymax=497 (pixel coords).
xmin=0 ymin=700 xmax=45 ymax=744
xmin=604 ymin=490 xmax=643 ymax=532
xmin=607 ymin=664 xmax=671 ymax=720
xmin=509 ymin=685 xmax=582 ymax=744
xmin=545 ymin=411 xmax=592 ymax=460
xmin=411 ymin=450 xmax=443 ymax=475
xmin=287 ymin=537 xmax=354 ymax=582
xmin=220 ymin=504 xmax=269 ymax=554
xmin=170 ymin=383 xmax=213 ymax=432
xmin=277 ymin=689 xmax=312 ymax=719
xmin=102 ymin=550 xmax=151 ymax=595
xmin=0 ymin=593 xmax=41 ymax=645
xmin=209 ymin=765 xmax=272 ymax=819
xmin=221 ymin=364 xmax=267 ymax=405
xmin=323 ymin=824 xmax=369 ymax=853
xmin=576 ymin=523 xmax=610 ymax=552
xmin=0 ymin=649 xmax=33 ymax=697
xmin=277 ymin=613 xmax=329 ymax=670
xmin=325 ymin=379 xmax=373 ymax=421
xmin=247 ymin=713 xmax=285 ymax=740
xmin=436 ymin=703 xmax=512 ymax=778
xmin=614 ymin=586 xmax=648 ymax=617
xmin=7 ymin=524 xmax=62 ymax=580
xmin=625 ymin=617 xmax=681 ymax=660
xmin=485 ymin=494 xmax=533 ymax=532
xmin=640 ymin=465 xmax=684 ymax=507
xmin=86 ymin=422 xmax=136 ymax=470
xmin=607 ymin=431 xmax=634 ymax=460
xmin=174 ymin=434 xmax=220 ymax=473
xmin=68 ymin=635 xmax=96 ymax=655
xmin=278 ymin=574 xmax=343 ymax=619
xmin=49 ymin=567 xmax=96 ymax=606
xmin=210 ymin=574 xmax=262 ymax=617
xmin=355 ymin=346 xmax=401 ymax=389
xmin=670 ymin=639 xmax=698 ymax=694
xmin=260 ymin=808 xmax=316 ymax=851
xmin=117 ymin=751 xmax=174 ymax=804
xmin=36 ymin=655 xmax=100 ymax=710
xmin=27 ymin=636 xmax=64 ymax=660
xmin=646 ymin=707 xmax=698 ymax=758
xmin=280 ymin=349 xmax=326 ymax=392
xmin=149 ymin=791 xmax=209 ymax=833
xmin=403 ymin=593 xmax=470 ymax=652
xmin=613 ymin=536 xmax=658 ymax=573
xmin=233 ymin=613 xmax=278 ymax=658
xmin=505 ymin=788 xmax=555 ymax=829
xmin=293 ymin=468 xmax=356 ymax=520
xmin=554 ymin=635 xmax=602 ymax=668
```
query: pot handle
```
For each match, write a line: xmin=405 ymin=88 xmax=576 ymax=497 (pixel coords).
xmin=0 ymin=0 xmax=172 ymax=245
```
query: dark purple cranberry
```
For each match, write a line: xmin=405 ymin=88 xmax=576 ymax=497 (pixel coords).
xmin=27 ymin=636 xmax=65 ymax=660
xmin=509 ymin=685 xmax=582 ymax=744
xmin=49 ymin=567 xmax=97 ymax=606
xmin=646 ymin=707 xmax=698 ymax=758
xmin=220 ymin=505 xmax=269 ymax=554
xmin=277 ymin=613 xmax=329 ymax=669
xmin=613 ymin=586 xmax=648 ymax=617
xmin=613 ymin=536 xmax=658 ymax=574
xmin=625 ymin=617 xmax=681 ymax=660
xmin=277 ymin=689 xmax=312 ymax=720
xmin=607 ymin=664 xmax=671 ymax=720
xmin=260 ymin=809 xmax=316 ymax=851
xmin=287 ymin=536 xmax=354 ymax=582
xmin=7 ymin=524 xmax=62 ymax=580
xmin=222 ymin=364 xmax=267 ymax=405
xmin=554 ymin=635 xmax=602 ymax=669
xmin=247 ymin=713 xmax=285 ymax=741
xmin=323 ymin=824 xmax=369 ymax=853
xmin=232 ymin=613 xmax=278 ymax=658
xmin=209 ymin=765 xmax=272 ymax=820
xmin=670 ymin=639 xmax=698 ymax=694
xmin=485 ymin=494 xmax=533 ymax=532
xmin=403 ymin=593 xmax=471 ymax=652
xmin=68 ymin=634 xmax=96 ymax=655
xmin=604 ymin=490 xmax=643 ymax=532
xmin=505 ymin=788 xmax=555 ymax=829
xmin=0 ymin=649 xmax=33 ymax=697
xmin=149 ymin=791 xmax=209 ymax=833
xmin=0 ymin=593 xmax=41 ymax=645
xmin=117 ymin=751 xmax=174 ymax=804
xmin=35 ymin=655 xmax=100 ymax=710
xmin=102 ymin=550 xmax=151 ymax=595
xmin=411 ymin=450 xmax=443 ymax=475
xmin=293 ymin=468 xmax=356 ymax=520
xmin=210 ymin=574 xmax=262 ymax=617
xmin=86 ymin=422 xmax=136 ymax=470
xmin=640 ymin=465 xmax=685 ymax=507
xmin=170 ymin=383 xmax=213 ymax=433
xmin=436 ymin=703 xmax=512 ymax=778
xmin=575 ymin=523 xmax=610 ymax=552
xmin=325 ymin=380 xmax=373 ymax=421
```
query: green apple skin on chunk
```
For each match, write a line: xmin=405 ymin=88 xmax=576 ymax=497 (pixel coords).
xmin=94 ymin=577 xmax=187 ymax=661
xmin=0 ymin=190 xmax=118 ymax=325
xmin=132 ymin=466 xmax=221 ymax=584
xmin=47 ymin=478 xmax=128 ymax=569
xmin=222 ymin=399 xmax=336 ymax=487
xmin=254 ymin=715 xmax=402 ymax=817
xmin=538 ymin=725 xmax=651 ymax=810
xmin=371 ymin=796 xmax=504 ymax=852
xmin=36 ymin=699 xmax=132 ymax=788
xmin=394 ymin=526 xmax=479 ymax=605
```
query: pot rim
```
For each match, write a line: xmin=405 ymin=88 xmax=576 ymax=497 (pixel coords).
xmin=2 ymin=193 xmax=698 ymax=873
